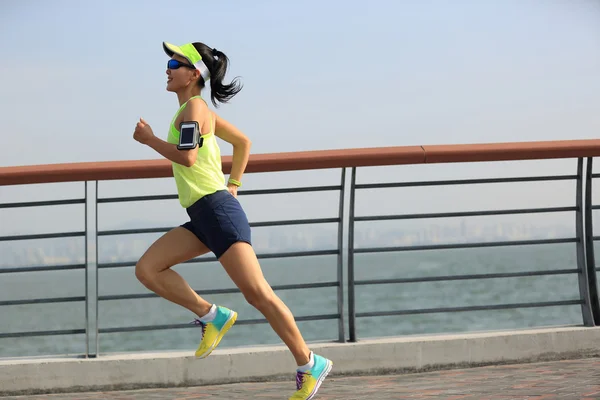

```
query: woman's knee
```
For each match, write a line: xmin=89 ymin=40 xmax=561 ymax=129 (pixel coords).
xmin=135 ymin=258 xmax=156 ymax=286
xmin=243 ymin=284 xmax=276 ymax=310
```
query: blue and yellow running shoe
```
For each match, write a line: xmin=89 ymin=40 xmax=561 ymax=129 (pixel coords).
xmin=289 ymin=353 xmax=333 ymax=399
xmin=192 ymin=305 xmax=237 ymax=359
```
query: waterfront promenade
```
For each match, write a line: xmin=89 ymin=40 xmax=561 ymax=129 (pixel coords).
xmin=4 ymin=357 xmax=600 ymax=399
xmin=3 ymin=141 xmax=600 ymax=397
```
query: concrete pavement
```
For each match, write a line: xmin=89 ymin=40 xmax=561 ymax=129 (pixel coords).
xmin=3 ymin=357 xmax=600 ymax=399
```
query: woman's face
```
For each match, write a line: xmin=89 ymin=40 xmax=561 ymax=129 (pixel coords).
xmin=166 ymin=54 xmax=198 ymax=92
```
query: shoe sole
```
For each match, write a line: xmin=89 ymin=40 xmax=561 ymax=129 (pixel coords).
xmin=195 ymin=311 xmax=238 ymax=359
xmin=306 ymin=359 xmax=333 ymax=400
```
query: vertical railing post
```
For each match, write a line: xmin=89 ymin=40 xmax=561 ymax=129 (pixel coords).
xmin=95 ymin=180 xmax=100 ymax=356
xmin=575 ymin=158 xmax=595 ymax=326
xmin=348 ymin=167 xmax=357 ymax=342
xmin=584 ymin=157 xmax=600 ymax=325
xmin=336 ymin=168 xmax=346 ymax=342
xmin=84 ymin=181 xmax=89 ymax=358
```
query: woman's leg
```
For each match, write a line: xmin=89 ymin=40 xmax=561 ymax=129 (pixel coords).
xmin=135 ymin=226 xmax=213 ymax=318
xmin=218 ymin=241 xmax=311 ymax=366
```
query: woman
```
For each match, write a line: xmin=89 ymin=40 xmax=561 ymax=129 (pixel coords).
xmin=132 ymin=41 xmax=333 ymax=400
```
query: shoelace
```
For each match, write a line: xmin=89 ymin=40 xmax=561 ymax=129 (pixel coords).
xmin=191 ymin=318 xmax=207 ymax=337
xmin=295 ymin=371 xmax=307 ymax=390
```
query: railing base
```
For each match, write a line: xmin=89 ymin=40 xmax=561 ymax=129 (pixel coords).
xmin=2 ymin=326 xmax=600 ymax=396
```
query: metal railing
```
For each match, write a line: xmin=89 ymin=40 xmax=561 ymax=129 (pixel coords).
xmin=93 ymin=170 xmax=347 ymax=356
xmin=0 ymin=183 xmax=91 ymax=355
xmin=347 ymin=159 xmax=599 ymax=341
xmin=1 ymin=139 xmax=600 ymax=358
xmin=585 ymin=158 xmax=600 ymax=324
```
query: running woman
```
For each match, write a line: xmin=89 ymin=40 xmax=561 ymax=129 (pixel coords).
xmin=132 ymin=41 xmax=333 ymax=399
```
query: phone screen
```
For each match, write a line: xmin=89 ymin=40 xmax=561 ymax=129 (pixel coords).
xmin=180 ymin=126 xmax=195 ymax=146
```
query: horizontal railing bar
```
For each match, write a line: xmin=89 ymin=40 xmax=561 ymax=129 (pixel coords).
xmin=592 ymin=205 xmax=600 ymax=210
xmin=99 ymin=260 xmax=184 ymax=269
xmin=355 ymin=238 xmax=576 ymax=253
xmin=236 ymin=314 xmax=339 ymax=324
xmin=99 ymin=281 xmax=340 ymax=301
xmin=98 ymin=249 xmax=338 ymax=269
xmin=355 ymin=175 xmax=576 ymax=190
xmin=97 ymin=227 xmax=171 ymax=236
xmin=98 ymin=218 xmax=340 ymax=236
xmin=99 ymin=313 xmax=340 ymax=333
xmin=250 ymin=217 xmax=339 ymax=228
xmin=98 ymin=324 xmax=187 ymax=334
xmin=239 ymin=186 xmax=342 ymax=196
xmin=4 ymin=139 xmax=600 ymax=186
xmin=260 ymin=249 xmax=339 ymax=259
xmin=0 ymin=264 xmax=86 ymax=274
xmin=97 ymin=185 xmax=342 ymax=204
xmin=355 ymin=207 xmax=576 ymax=222
xmin=0 ymin=296 xmax=85 ymax=307
xmin=355 ymin=300 xmax=582 ymax=318
xmin=97 ymin=194 xmax=177 ymax=203
xmin=0 ymin=231 xmax=85 ymax=242
xmin=592 ymin=173 xmax=600 ymax=178
xmin=355 ymin=269 xmax=579 ymax=286
xmin=0 ymin=329 xmax=86 ymax=339
xmin=0 ymin=198 xmax=85 ymax=209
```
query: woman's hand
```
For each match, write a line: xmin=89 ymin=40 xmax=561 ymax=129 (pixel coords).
xmin=227 ymin=183 xmax=238 ymax=198
xmin=133 ymin=117 xmax=155 ymax=145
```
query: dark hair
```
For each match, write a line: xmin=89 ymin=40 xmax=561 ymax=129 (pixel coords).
xmin=192 ymin=42 xmax=242 ymax=107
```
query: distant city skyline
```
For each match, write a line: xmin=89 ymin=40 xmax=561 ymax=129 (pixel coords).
xmin=1 ymin=216 xmax=586 ymax=269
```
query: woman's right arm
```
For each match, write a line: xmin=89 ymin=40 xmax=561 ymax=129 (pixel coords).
xmin=215 ymin=114 xmax=252 ymax=185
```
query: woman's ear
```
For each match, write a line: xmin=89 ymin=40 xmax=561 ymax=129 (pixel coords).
xmin=192 ymin=69 xmax=201 ymax=80
xmin=186 ymin=69 xmax=201 ymax=86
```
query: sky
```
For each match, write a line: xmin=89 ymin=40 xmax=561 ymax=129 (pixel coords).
xmin=1 ymin=0 xmax=600 ymax=237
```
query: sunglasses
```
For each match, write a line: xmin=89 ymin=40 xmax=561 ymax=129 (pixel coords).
xmin=167 ymin=59 xmax=195 ymax=70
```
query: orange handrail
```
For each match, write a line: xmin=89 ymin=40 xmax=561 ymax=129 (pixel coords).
xmin=2 ymin=139 xmax=600 ymax=186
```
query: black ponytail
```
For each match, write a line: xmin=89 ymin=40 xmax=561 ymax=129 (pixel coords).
xmin=192 ymin=42 xmax=243 ymax=107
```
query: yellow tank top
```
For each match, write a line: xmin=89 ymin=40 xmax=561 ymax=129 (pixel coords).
xmin=167 ymin=95 xmax=227 ymax=208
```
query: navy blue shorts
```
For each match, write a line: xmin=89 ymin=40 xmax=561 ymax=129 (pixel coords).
xmin=181 ymin=190 xmax=252 ymax=259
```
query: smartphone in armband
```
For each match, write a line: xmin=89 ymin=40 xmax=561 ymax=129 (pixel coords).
xmin=177 ymin=121 xmax=203 ymax=150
